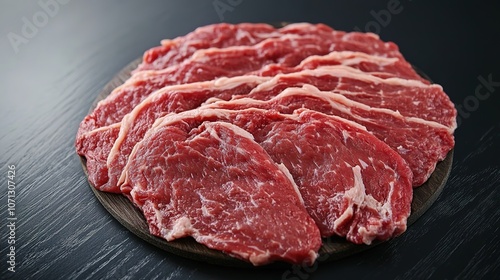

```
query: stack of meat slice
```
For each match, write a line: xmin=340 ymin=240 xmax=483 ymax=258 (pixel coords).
xmin=76 ymin=23 xmax=457 ymax=266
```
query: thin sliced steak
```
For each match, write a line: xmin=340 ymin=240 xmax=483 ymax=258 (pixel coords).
xmin=244 ymin=66 xmax=457 ymax=130
xmin=75 ymin=23 xmax=458 ymax=265
xmin=123 ymin=108 xmax=413 ymax=244
xmin=257 ymin=50 xmax=429 ymax=83
xmin=77 ymin=123 xmax=121 ymax=188
xmin=135 ymin=22 xmax=409 ymax=73
xmin=134 ymin=23 xmax=278 ymax=73
xmin=81 ymin=51 xmax=428 ymax=192
xmin=123 ymin=121 xmax=321 ymax=265
xmin=100 ymin=76 xmax=268 ymax=192
xmin=78 ymin=23 xmax=422 ymax=137
xmin=206 ymin=85 xmax=454 ymax=186
xmin=77 ymin=34 xmax=339 ymax=137
xmin=134 ymin=22 xmax=341 ymax=73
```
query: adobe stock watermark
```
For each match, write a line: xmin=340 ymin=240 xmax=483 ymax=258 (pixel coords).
xmin=212 ymin=0 xmax=243 ymax=21
xmin=353 ymin=0 xmax=413 ymax=34
xmin=456 ymin=74 xmax=499 ymax=127
xmin=6 ymin=165 xmax=17 ymax=273
xmin=6 ymin=0 xmax=71 ymax=54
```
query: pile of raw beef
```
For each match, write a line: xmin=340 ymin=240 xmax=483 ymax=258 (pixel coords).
xmin=76 ymin=23 xmax=456 ymax=266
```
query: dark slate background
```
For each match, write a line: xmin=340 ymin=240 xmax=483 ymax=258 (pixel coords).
xmin=0 ymin=0 xmax=499 ymax=279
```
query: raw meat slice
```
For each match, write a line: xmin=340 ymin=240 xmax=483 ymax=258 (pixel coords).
xmin=75 ymin=22 xmax=459 ymax=265
xmin=134 ymin=23 xmax=278 ymax=73
xmin=256 ymin=51 xmax=429 ymax=83
xmin=76 ymin=123 xmax=120 ymax=188
xmin=123 ymin=121 xmax=321 ymax=265
xmin=135 ymin=22 xmax=409 ymax=73
xmin=123 ymin=108 xmax=413 ymax=244
xmin=243 ymin=66 xmax=457 ymax=130
xmin=81 ymin=50 xmax=430 ymax=192
xmin=78 ymin=76 xmax=268 ymax=192
xmin=206 ymin=85 xmax=454 ymax=186
xmin=77 ymin=34 xmax=338 ymax=137
xmin=78 ymin=23 xmax=422 ymax=138
xmin=103 ymin=76 xmax=268 ymax=192
xmin=135 ymin=22 xmax=342 ymax=73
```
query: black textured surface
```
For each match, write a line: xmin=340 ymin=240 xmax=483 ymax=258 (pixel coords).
xmin=1 ymin=0 xmax=499 ymax=279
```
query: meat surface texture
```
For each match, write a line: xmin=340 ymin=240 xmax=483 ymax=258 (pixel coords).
xmin=79 ymin=50 xmax=430 ymax=193
xmin=75 ymin=22 xmax=457 ymax=266
xmin=134 ymin=22 xmax=408 ymax=73
xmin=76 ymin=123 xmax=120 ymax=188
xmin=92 ymin=76 xmax=268 ymax=192
xmin=77 ymin=34 xmax=330 ymax=136
xmin=244 ymin=66 xmax=457 ymax=130
xmin=123 ymin=121 xmax=321 ymax=265
xmin=134 ymin=23 xmax=278 ymax=73
xmin=207 ymin=84 xmax=454 ymax=186
xmin=77 ymin=22 xmax=420 ymax=137
xmin=123 ymin=109 xmax=413 ymax=245
xmin=256 ymin=50 xmax=429 ymax=83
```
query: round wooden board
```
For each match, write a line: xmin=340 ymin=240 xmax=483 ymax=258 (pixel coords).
xmin=81 ymin=57 xmax=454 ymax=267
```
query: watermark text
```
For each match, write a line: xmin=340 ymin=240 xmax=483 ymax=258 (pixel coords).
xmin=456 ymin=74 xmax=499 ymax=127
xmin=354 ymin=0 xmax=409 ymax=34
xmin=7 ymin=0 xmax=71 ymax=54
xmin=6 ymin=165 xmax=17 ymax=273
xmin=212 ymin=0 xmax=243 ymax=21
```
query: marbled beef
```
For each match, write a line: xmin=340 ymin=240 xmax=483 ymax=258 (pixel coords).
xmin=123 ymin=109 xmax=413 ymax=245
xmin=206 ymin=84 xmax=454 ymax=186
xmin=123 ymin=120 xmax=321 ymax=265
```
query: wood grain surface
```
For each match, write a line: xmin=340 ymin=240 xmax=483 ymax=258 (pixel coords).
xmin=80 ymin=58 xmax=454 ymax=267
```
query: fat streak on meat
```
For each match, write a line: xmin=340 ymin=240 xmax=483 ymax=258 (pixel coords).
xmin=122 ymin=120 xmax=321 ymax=265
xmin=77 ymin=34 xmax=337 ymax=136
xmin=134 ymin=23 xmax=279 ymax=73
xmin=206 ymin=84 xmax=454 ymax=186
xmin=134 ymin=22 xmax=337 ymax=72
xmin=135 ymin=22 xmax=410 ymax=73
xmin=256 ymin=50 xmax=429 ymax=83
xmin=243 ymin=65 xmax=457 ymax=130
xmin=75 ymin=23 xmax=458 ymax=265
xmin=103 ymin=76 xmax=268 ymax=192
xmin=79 ymin=51 xmax=430 ymax=192
xmin=109 ymin=63 xmax=453 ymax=193
xmin=78 ymin=24 xmax=421 ymax=137
xmin=123 ymin=108 xmax=413 ymax=245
